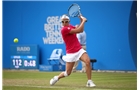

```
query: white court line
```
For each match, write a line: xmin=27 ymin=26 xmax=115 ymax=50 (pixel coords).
xmin=3 ymin=84 xmax=113 ymax=90
xmin=4 ymin=85 xmax=64 ymax=88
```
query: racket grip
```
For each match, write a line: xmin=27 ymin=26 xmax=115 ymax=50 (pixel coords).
xmin=80 ymin=16 xmax=87 ymax=22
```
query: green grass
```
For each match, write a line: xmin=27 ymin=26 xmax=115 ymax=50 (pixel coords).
xmin=3 ymin=70 xmax=137 ymax=90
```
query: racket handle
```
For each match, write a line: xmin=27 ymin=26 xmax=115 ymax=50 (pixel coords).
xmin=80 ymin=16 xmax=87 ymax=22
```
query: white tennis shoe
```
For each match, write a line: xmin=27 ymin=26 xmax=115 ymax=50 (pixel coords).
xmin=50 ymin=76 xmax=58 ymax=86
xmin=86 ymin=80 xmax=96 ymax=87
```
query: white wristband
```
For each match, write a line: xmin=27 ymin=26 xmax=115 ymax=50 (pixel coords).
xmin=81 ymin=16 xmax=84 ymax=19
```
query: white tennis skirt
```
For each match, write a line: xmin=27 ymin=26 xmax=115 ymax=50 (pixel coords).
xmin=62 ymin=49 xmax=86 ymax=62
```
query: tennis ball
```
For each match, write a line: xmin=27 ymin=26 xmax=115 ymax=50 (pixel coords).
xmin=14 ymin=38 xmax=18 ymax=43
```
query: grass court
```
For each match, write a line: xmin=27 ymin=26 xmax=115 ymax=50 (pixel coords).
xmin=3 ymin=70 xmax=137 ymax=90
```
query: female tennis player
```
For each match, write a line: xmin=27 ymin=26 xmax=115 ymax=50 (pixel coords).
xmin=50 ymin=14 xmax=96 ymax=87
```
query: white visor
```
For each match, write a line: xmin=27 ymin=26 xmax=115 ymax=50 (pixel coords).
xmin=61 ymin=15 xmax=70 ymax=21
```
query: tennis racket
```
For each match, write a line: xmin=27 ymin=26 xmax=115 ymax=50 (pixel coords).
xmin=68 ymin=3 xmax=87 ymax=22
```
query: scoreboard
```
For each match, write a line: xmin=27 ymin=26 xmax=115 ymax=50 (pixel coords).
xmin=10 ymin=45 xmax=39 ymax=69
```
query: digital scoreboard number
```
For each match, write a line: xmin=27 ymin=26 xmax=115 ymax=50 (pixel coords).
xmin=10 ymin=45 xmax=39 ymax=69
xmin=11 ymin=56 xmax=23 ymax=69
xmin=11 ymin=56 xmax=37 ymax=69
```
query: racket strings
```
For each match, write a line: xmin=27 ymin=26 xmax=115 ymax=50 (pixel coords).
xmin=68 ymin=5 xmax=80 ymax=17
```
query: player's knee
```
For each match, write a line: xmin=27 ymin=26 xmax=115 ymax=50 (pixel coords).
xmin=85 ymin=59 xmax=90 ymax=66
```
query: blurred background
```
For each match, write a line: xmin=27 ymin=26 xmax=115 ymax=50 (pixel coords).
xmin=2 ymin=1 xmax=137 ymax=71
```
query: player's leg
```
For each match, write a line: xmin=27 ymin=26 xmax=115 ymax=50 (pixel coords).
xmin=80 ymin=52 xmax=96 ymax=87
xmin=50 ymin=62 xmax=75 ymax=85
xmin=80 ymin=46 xmax=86 ymax=73
xmin=80 ymin=53 xmax=91 ymax=79
xmin=58 ymin=62 xmax=75 ymax=79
